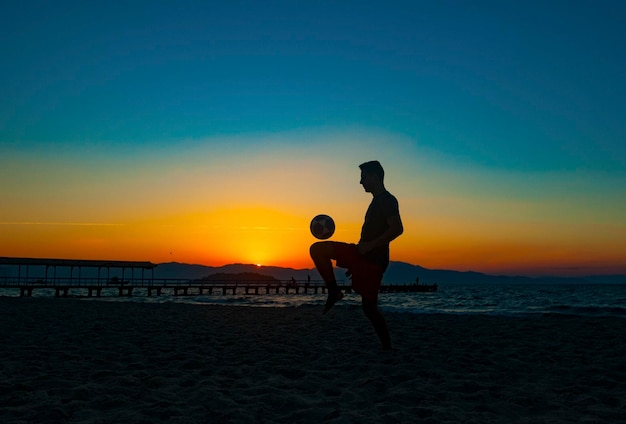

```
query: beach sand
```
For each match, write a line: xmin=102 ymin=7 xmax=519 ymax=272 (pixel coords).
xmin=1 ymin=298 xmax=625 ymax=423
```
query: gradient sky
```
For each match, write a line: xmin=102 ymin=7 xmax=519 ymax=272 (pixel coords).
xmin=1 ymin=1 xmax=625 ymax=276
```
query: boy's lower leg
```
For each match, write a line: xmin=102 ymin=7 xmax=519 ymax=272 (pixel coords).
xmin=310 ymin=242 xmax=344 ymax=314
xmin=363 ymin=299 xmax=392 ymax=350
xmin=322 ymin=287 xmax=344 ymax=314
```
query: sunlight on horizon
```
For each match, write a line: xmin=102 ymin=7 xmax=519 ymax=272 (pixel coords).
xmin=1 ymin=129 xmax=625 ymax=276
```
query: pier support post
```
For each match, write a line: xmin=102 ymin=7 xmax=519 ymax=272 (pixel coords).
xmin=118 ymin=287 xmax=132 ymax=297
xmin=88 ymin=287 xmax=102 ymax=297
xmin=148 ymin=287 xmax=162 ymax=296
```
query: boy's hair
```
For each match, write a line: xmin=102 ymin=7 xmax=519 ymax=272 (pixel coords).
xmin=359 ymin=160 xmax=385 ymax=181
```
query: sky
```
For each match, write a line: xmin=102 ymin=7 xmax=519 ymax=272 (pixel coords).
xmin=1 ymin=0 xmax=625 ymax=277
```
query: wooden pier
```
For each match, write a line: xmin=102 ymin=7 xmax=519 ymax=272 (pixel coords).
xmin=0 ymin=279 xmax=436 ymax=298
xmin=0 ymin=256 xmax=437 ymax=298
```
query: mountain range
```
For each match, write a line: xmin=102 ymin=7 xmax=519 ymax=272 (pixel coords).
xmin=153 ymin=262 xmax=625 ymax=285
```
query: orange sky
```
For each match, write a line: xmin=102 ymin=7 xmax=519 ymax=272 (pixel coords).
xmin=2 ymin=130 xmax=625 ymax=277
xmin=2 ymin=3 xmax=626 ymax=278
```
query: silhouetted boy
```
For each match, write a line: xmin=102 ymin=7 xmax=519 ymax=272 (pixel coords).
xmin=310 ymin=160 xmax=403 ymax=350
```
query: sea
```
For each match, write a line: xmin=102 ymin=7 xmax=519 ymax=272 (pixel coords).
xmin=3 ymin=282 xmax=626 ymax=318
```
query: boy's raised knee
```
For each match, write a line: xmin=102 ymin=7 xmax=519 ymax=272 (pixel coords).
xmin=309 ymin=241 xmax=333 ymax=259
xmin=309 ymin=241 xmax=320 ymax=256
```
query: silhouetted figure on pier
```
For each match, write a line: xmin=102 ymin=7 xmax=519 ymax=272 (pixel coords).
xmin=310 ymin=161 xmax=403 ymax=350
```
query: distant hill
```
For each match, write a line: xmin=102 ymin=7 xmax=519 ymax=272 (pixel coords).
xmin=153 ymin=263 xmax=311 ymax=281
xmin=153 ymin=261 xmax=626 ymax=285
xmin=202 ymin=272 xmax=279 ymax=282
xmin=2 ymin=259 xmax=622 ymax=285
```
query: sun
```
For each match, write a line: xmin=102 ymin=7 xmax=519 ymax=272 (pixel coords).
xmin=256 ymin=263 xmax=262 ymax=267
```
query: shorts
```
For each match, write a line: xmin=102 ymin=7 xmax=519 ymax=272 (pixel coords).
xmin=332 ymin=242 xmax=383 ymax=303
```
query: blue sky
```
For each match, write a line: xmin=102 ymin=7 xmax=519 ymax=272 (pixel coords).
xmin=3 ymin=1 xmax=625 ymax=170
xmin=1 ymin=1 xmax=625 ymax=275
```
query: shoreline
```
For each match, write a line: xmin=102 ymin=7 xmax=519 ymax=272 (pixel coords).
xmin=3 ymin=281 xmax=626 ymax=320
xmin=1 ymin=298 xmax=625 ymax=423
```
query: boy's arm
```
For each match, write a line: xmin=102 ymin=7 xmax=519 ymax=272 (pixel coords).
xmin=357 ymin=214 xmax=403 ymax=255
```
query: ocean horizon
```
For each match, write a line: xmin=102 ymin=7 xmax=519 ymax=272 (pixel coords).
xmin=3 ymin=281 xmax=626 ymax=319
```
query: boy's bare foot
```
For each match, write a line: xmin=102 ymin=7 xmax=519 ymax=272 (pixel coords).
xmin=322 ymin=289 xmax=344 ymax=315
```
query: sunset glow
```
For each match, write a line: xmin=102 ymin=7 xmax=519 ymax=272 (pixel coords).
xmin=1 ymin=2 xmax=625 ymax=277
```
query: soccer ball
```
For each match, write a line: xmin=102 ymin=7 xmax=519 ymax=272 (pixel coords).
xmin=310 ymin=214 xmax=335 ymax=240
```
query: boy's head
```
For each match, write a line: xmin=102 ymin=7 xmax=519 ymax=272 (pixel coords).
xmin=359 ymin=161 xmax=385 ymax=193
xmin=359 ymin=160 xmax=385 ymax=182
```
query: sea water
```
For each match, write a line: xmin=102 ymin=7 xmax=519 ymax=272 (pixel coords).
xmin=3 ymin=282 xmax=626 ymax=318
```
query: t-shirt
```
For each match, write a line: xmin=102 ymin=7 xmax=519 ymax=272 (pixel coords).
xmin=359 ymin=190 xmax=400 ymax=271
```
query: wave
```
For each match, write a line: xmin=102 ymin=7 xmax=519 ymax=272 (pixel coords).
xmin=3 ymin=284 xmax=626 ymax=318
xmin=545 ymin=304 xmax=626 ymax=318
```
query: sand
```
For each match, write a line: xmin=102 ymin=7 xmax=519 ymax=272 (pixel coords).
xmin=1 ymin=297 xmax=625 ymax=423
